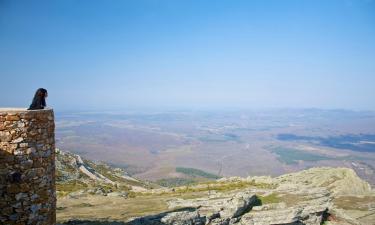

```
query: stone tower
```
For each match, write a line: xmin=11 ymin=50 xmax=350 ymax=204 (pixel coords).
xmin=0 ymin=108 xmax=56 ymax=224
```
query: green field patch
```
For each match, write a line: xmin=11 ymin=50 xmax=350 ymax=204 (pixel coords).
xmin=156 ymin=178 xmax=197 ymax=187
xmin=199 ymin=133 xmax=240 ymax=143
xmin=270 ymin=147 xmax=332 ymax=165
xmin=56 ymin=180 xmax=88 ymax=196
xmin=258 ymin=193 xmax=281 ymax=204
xmin=176 ymin=167 xmax=221 ymax=179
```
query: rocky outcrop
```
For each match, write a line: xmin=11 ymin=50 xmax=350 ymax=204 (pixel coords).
xmin=161 ymin=211 xmax=206 ymax=225
xmin=225 ymin=167 xmax=374 ymax=197
xmin=162 ymin=188 xmax=330 ymax=225
xmin=167 ymin=191 xmax=258 ymax=222
xmin=272 ymin=167 xmax=373 ymax=196
xmin=55 ymin=149 xmax=149 ymax=196
xmin=125 ymin=167 xmax=374 ymax=225
xmin=240 ymin=195 xmax=330 ymax=225
xmin=129 ymin=210 xmax=206 ymax=225
xmin=56 ymin=149 xmax=114 ymax=184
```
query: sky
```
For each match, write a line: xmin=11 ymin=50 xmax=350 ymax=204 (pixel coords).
xmin=0 ymin=0 xmax=374 ymax=111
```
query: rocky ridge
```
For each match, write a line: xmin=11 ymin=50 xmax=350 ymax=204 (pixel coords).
xmin=55 ymin=149 xmax=150 ymax=197
xmin=130 ymin=181 xmax=331 ymax=225
xmin=55 ymin=151 xmax=375 ymax=225
xmin=127 ymin=168 xmax=375 ymax=225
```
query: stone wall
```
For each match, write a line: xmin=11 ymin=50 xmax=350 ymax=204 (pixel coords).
xmin=0 ymin=108 xmax=56 ymax=225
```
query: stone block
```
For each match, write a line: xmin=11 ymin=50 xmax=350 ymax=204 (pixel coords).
xmin=11 ymin=137 xmax=24 ymax=144
xmin=6 ymin=115 xmax=20 ymax=121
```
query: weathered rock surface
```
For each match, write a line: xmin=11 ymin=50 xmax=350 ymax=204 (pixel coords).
xmin=239 ymin=196 xmax=330 ymax=225
xmin=127 ymin=210 xmax=206 ymax=225
xmin=162 ymin=188 xmax=330 ymax=225
xmin=167 ymin=191 xmax=258 ymax=222
xmin=161 ymin=211 xmax=206 ymax=225
xmin=125 ymin=167 xmax=373 ymax=225
xmin=273 ymin=167 xmax=373 ymax=196
xmin=55 ymin=154 xmax=374 ymax=225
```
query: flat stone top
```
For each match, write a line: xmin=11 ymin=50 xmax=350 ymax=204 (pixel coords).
xmin=0 ymin=108 xmax=53 ymax=112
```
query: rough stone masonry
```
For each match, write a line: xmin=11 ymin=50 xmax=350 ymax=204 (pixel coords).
xmin=0 ymin=108 xmax=56 ymax=225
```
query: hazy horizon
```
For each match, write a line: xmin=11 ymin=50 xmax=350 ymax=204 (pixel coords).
xmin=1 ymin=0 xmax=375 ymax=111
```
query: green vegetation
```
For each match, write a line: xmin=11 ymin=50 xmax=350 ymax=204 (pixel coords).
xmin=56 ymin=178 xmax=131 ymax=197
xmin=56 ymin=180 xmax=88 ymax=197
xmin=270 ymin=147 xmax=332 ymax=165
xmin=195 ymin=181 xmax=254 ymax=192
xmin=155 ymin=167 xmax=221 ymax=187
xmin=57 ymin=195 xmax=169 ymax=223
xmin=184 ymin=180 xmax=275 ymax=194
xmin=176 ymin=167 xmax=221 ymax=179
xmin=258 ymin=193 xmax=280 ymax=204
xmin=199 ymin=133 xmax=240 ymax=142
xmin=138 ymin=180 xmax=275 ymax=198
xmin=156 ymin=178 xmax=196 ymax=187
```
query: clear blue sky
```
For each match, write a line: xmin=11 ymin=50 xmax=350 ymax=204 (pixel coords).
xmin=1 ymin=0 xmax=374 ymax=111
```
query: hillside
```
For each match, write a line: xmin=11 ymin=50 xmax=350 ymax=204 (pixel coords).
xmin=55 ymin=149 xmax=154 ymax=197
xmin=55 ymin=150 xmax=375 ymax=225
